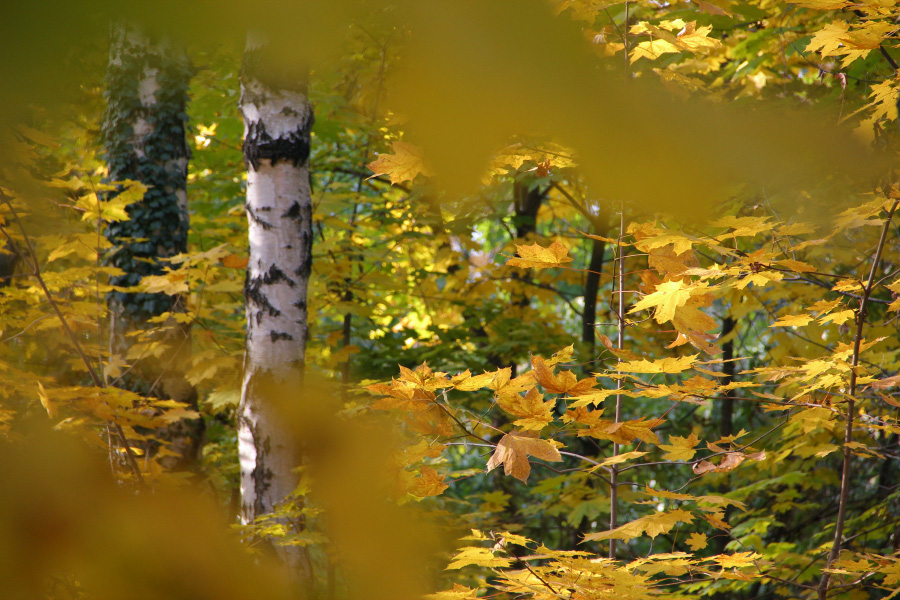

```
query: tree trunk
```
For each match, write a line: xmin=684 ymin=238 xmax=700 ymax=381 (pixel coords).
xmin=720 ymin=315 xmax=736 ymax=439
xmin=238 ymin=34 xmax=315 ymax=585
xmin=582 ymin=207 xmax=610 ymax=356
xmin=102 ymin=24 xmax=201 ymax=470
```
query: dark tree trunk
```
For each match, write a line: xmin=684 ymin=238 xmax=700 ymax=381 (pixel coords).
xmin=102 ymin=24 xmax=201 ymax=470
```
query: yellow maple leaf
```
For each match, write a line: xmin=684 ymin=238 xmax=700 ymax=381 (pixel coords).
xmin=687 ymin=532 xmax=708 ymax=551
xmin=532 ymin=357 xmax=597 ymax=395
xmin=367 ymin=141 xmax=432 ymax=185
xmin=594 ymin=450 xmax=648 ymax=469
xmin=489 ymin=369 xmax=535 ymax=397
xmin=806 ymin=22 xmax=851 ymax=57
xmin=642 ymin=486 xmax=694 ymax=501
xmin=399 ymin=440 xmax=446 ymax=466
xmin=452 ymin=370 xmax=496 ymax=391
xmin=631 ymin=280 xmax=697 ymax=323
xmin=584 ymin=509 xmax=694 ymax=541
xmin=619 ymin=354 xmax=697 ymax=374
xmin=581 ymin=416 xmax=664 ymax=445
xmin=78 ymin=181 xmax=147 ymax=223
xmin=486 ymin=431 xmax=563 ymax=482
xmin=675 ymin=22 xmax=722 ymax=53
xmin=818 ymin=309 xmax=854 ymax=325
xmin=715 ymin=551 xmax=760 ymax=569
xmin=398 ymin=362 xmax=450 ymax=392
xmin=776 ymin=258 xmax=817 ymax=273
xmin=496 ymin=387 xmax=555 ymax=431
xmin=141 ymin=270 xmax=189 ymax=295
xmin=659 ymin=433 xmax=700 ymax=461
xmin=770 ymin=313 xmax=814 ymax=327
xmin=544 ymin=344 xmax=575 ymax=367
xmin=631 ymin=222 xmax=697 ymax=257
xmin=506 ymin=241 xmax=574 ymax=270
xmin=631 ymin=38 xmax=679 ymax=61
xmin=445 ymin=546 xmax=513 ymax=570
xmin=410 ymin=466 xmax=449 ymax=498
xmin=710 ymin=215 xmax=773 ymax=238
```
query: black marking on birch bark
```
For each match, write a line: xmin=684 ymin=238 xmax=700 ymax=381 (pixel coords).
xmin=245 ymin=277 xmax=280 ymax=320
xmin=262 ymin=264 xmax=295 ymax=287
xmin=237 ymin=403 xmax=273 ymax=519
xmin=243 ymin=119 xmax=311 ymax=170
xmin=270 ymin=331 xmax=294 ymax=342
xmin=293 ymin=300 xmax=307 ymax=311
xmin=282 ymin=201 xmax=301 ymax=219
xmin=246 ymin=203 xmax=273 ymax=230
xmin=252 ymin=460 xmax=274 ymax=517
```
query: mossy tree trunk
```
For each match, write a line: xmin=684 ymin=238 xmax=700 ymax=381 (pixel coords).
xmin=102 ymin=24 xmax=201 ymax=469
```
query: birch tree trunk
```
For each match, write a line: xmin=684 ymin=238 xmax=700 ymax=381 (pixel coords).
xmin=238 ymin=35 xmax=315 ymax=584
xmin=102 ymin=24 xmax=201 ymax=470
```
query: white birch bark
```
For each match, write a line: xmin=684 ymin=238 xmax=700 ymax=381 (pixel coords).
xmin=237 ymin=34 xmax=315 ymax=584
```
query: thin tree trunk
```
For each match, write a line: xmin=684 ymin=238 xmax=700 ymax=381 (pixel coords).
xmin=581 ymin=208 xmax=610 ymax=355
xmin=720 ymin=315 xmax=736 ymax=439
xmin=238 ymin=33 xmax=315 ymax=586
xmin=508 ymin=177 xmax=547 ymax=377
xmin=102 ymin=24 xmax=201 ymax=470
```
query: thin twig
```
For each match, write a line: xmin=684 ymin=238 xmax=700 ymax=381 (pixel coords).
xmin=817 ymin=199 xmax=899 ymax=600
xmin=609 ymin=205 xmax=625 ymax=559
xmin=1 ymin=198 xmax=145 ymax=485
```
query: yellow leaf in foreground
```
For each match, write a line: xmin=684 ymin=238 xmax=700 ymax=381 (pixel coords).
xmin=583 ymin=509 xmax=694 ymax=542
xmin=593 ymin=450 xmax=648 ymax=470
xmin=770 ymin=314 xmax=813 ymax=327
xmin=78 ymin=181 xmax=147 ymax=223
xmin=486 ymin=431 xmax=562 ymax=482
xmin=715 ymin=552 xmax=761 ymax=569
xmin=659 ymin=433 xmax=700 ymax=461
xmin=619 ymin=354 xmax=697 ymax=374
xmin=496 ymin=387 xmax=555 ymax=431
xmin=141 ymin=271 xmax=189 ymax=295
xmin=631 ymin=280 xmax=705 ymax=324
xmin=445 ymin=547 xmax=513 ymax=570
xmin=506 ymin=241 xmax=574 ymax=270
xmin=687 ymin=532 xmax=708 ymax=551
xmin=367 ymin=141 xmax=432 ymax=185
xmin=452 ymin=370 xmax=496 ymax=391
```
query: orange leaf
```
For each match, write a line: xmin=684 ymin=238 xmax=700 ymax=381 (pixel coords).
xmin=532 ymin=357 xmax=596 ymax=395
xmin=220 ymin=253 xmax=249 ymax=269
xmin=486 ymin=431 xmax=562 ymax=482
xmin=411 ymin=466 xmax=449 ymax=498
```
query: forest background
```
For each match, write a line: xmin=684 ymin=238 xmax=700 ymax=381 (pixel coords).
xmin=1 ymin=1 xmax=900 ymax=599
